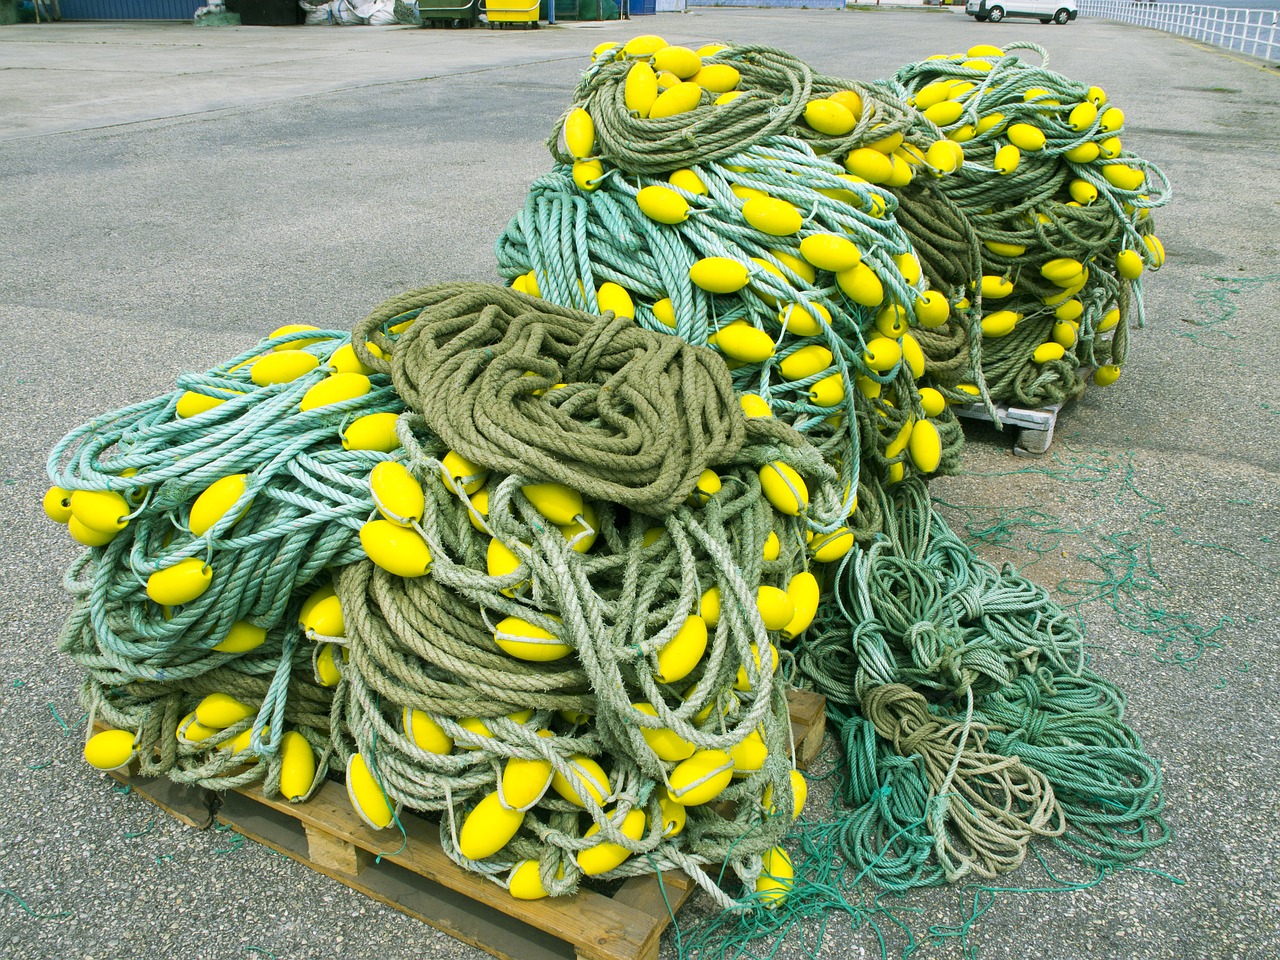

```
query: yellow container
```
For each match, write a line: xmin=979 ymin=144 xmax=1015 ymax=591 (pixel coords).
xmin=485 ymin=0 xmax=539 ymax=24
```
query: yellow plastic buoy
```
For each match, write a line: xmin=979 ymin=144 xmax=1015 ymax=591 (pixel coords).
xmin=649 ymin=82 xmax=703 ymax=120
xmin=776 ymin=300 xmax=830 ymax=337
xmin=1099 ymin=307 xmax=1122 ymax=333
xmin=981 ymin=310 xmax=1021 ymax=338
xmin=84 ymin=729 xmax=136 ymax=771
xmin=563 ymin=107 xmax=595 ymax=159
xmin=299 ymin=372 xmax=370 ymax=412
xmin=727 ymin=728 xmax=769 ymax=774
xmin=808 ymin=373 xmax=844 ymax=407
xmin=67 ymin=518 xmax=115 ymax=547
xmin=699 ymin=586 xmax=721 ymax=627
xmin=1033 ymin=342 xmax=1067 ymax=364
xmin=836 ymin=262 xmax=884 ymax=308
xmin=668 ymin=168 xmax=708 ymax=196
xmin=782 ymin=571 xmax=820 ymax=639
xmin=573 ymin=159 xmax=605 ymax=192
xmin=521 ymin=482 xmax=583 ymax=526
xmin=342 ymin=412 xmax=400 ymax=452
xmin=146 ymin=558 xmax=212 ymax=606
xmin=739 ymin=394 xmax=772 ymax=419
xmin=844 ymin=148 xmax=893 ymax=184
xmin=1094 ymin=365 xmax=1122 ymax=386
xmin=756 ymin=587 xmax=794 ymax=632
xmin=759 ymin=462 xmax=809 ymax=516
xmin=508 ymin=860 xmax=551 ymax=901
xmin=809 ymin=528 xmax=853 ymax=564
xmin=798 ymin=233 xmax=860 ymax=273
xmin=763 ymin=769 xmax=809 ymax=820
xmin=1103 ymin=164 xmax=1145 ymax=192
xmin=269 ymin=324 xmax=325 ymax=350
xmin=901 ymin=333 xmax=925 ymax=380
xmin=669 ymin=750 xmax=734 ymax=806
xmin=916 ymin=290 xmax=949 ymax=329
xmin=689 ymin=257 xmax=749 ymax=294
xmin=863 ymin=337 xmax=902 ymax=373
xmin=212 ymin=620 xmax=267 ymax=654
xmin=756 ymin=846 xmax=794 ymax=907
xmin=624 ymin=61 xmax=659 ymax=117
xmin=1007 ymin=123 xmax=1046 ymax=152
xmin=43 ymin=487 xmax=74 ymax=524
xmin=875 ymin=303 xmax=910 ymax=339
xmin=919 ymin=387 xmax=947 ymax=419
xmin=189 ymin=474 xmax=250 ymax=537
xmin=908 ymin=420 xmax=942 ymax=473
xmin=1116 ymin=249 xmax=1144 ymax=280
xmin=371 ymin=461 xmax=425 ymax=527
xmin=1041 ymin=258 xmax=1085 ymax=286
xmin=993 ymin=143 xmax=1021 ymax=176
xmin=653 ymin=45 xmax=702 ymax=80
xmin=70 ymin=489 xmax=131 ymax=535
xmin=459 ymin=792 xmax=525 ymax=861
xmin=742 ymin=196 xmax=803 ymax=237
xmin=403 ymin=707 xmax=453 ymax=754
xmin=804 ymin=98 xmax=856 ymax=136
xmin=623 ymin=34 xmax=668 ymax=57
xmin=828 ymin=89 xmax=864 ymax=117
xmin=501 ymin=745 xmax=555 ymax=809
xmin=1065 ymin=141 xmax=1102 ymax=163
xmin=1052 ymin=320 xmax=1080 ymax=349
xmin=633 ymin=703 xmax=695 ymax=762
xmin=636 ymin=185 xmax=690 ymax=225
xmin=694 ymin=64 xmax=740 ymax=93
xmin=346 ymin=752 xmax=394 ymax=829
xmin=494 ymin=615 xmax=571 ymax=662
xmin=597 ymin=282 xmax=636 ymax=319
xmin=762 ymin=530 xmax=781 ymax=561
xmin=549 ymin=755 xmax=610 ymax=808
xmin=176 ymin=390 xmax=239 ymax=419
xmin=360 ymin=519 xmax=432 ymax=578
xmin=577 ymin=808 xmax=646 ymax=877
xmin=981 ymin=275 xmax=1015 ymax=300
xmin=250 ymin=350 xmax=319 ymax=387
xmin=279 ymin=730 xmax=316 ymax=800
xmin=314 ymin=643 xmax=342 ymax=686
xmin=712 ymin=322 xmax=775 ymax=363
xmin=195 ymin=692 xmax=253 ymax=729
xmin=299 ymin=583 xmax=343 ymax=636
xmin=655 ymin=615 xmax=708 ymax=684
xmin=923 ymin=100 xmax=964 ymax=127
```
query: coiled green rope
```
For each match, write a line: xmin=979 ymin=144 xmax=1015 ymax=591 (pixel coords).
xmin=334 ymin=284 xmax=836 ymax=904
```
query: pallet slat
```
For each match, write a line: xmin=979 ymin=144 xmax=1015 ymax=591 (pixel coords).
xmin=110 ymin=688 xmax=826 ymax=960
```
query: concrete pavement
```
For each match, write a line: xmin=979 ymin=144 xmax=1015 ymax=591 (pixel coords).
xmin=1 ymin=10 xmax=1277 ymax=960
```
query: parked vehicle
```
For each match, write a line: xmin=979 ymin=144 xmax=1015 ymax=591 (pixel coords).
xmin=965 ymin=0 xmax=1078 ymax=23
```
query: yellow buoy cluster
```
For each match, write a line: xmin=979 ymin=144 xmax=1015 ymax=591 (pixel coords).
xmin=512 ymin=39 xmax=972 ymax=519
xmin=322 ymin=285 xmax=822 ymax=905
xmin=47 ymin=323 xmax=402 ymax=797
xmin=889 ymin=43 xmax=1169 ymax=406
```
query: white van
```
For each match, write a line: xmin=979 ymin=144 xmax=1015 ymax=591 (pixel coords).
xmin=964 ymin=0 xmax=1078 ymax=23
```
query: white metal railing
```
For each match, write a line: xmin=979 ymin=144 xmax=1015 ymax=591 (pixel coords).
xmin=1079 ymin=1 xmax=1280 ymax=62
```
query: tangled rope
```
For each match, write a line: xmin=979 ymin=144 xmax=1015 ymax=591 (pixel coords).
xmin=890 ymin=42 xmax=1170 ymax=407
xmin=49 ymin=325 xmax=402 ymax=792
xmin=329 ymin=283 xmax=838 ymax=904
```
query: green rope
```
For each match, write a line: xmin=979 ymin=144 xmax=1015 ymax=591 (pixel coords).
xmin=891 ymin=42 xmax=1170 ymax=407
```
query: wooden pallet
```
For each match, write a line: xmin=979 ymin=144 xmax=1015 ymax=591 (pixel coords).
xmin=110 ymin=689 xmax=826 ymax=960
xmin=952 ymin=390 xmax=1082 ymax=458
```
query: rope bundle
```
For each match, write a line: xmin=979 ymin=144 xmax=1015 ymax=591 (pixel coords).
xmin=329 ymin=284 xmax=839 ymax=904
xmin=48 ymin=326 xmax=403 ymax=794
xmin=890 ymin=42 xmax=1170 ymax=407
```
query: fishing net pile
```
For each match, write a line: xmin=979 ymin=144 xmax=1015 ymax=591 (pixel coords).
xmin=45 ymin=34 xmax=1169 ymax=928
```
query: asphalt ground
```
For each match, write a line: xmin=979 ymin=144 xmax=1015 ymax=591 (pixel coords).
xmin=1 ymin=10 xmax=1278 ymax=960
